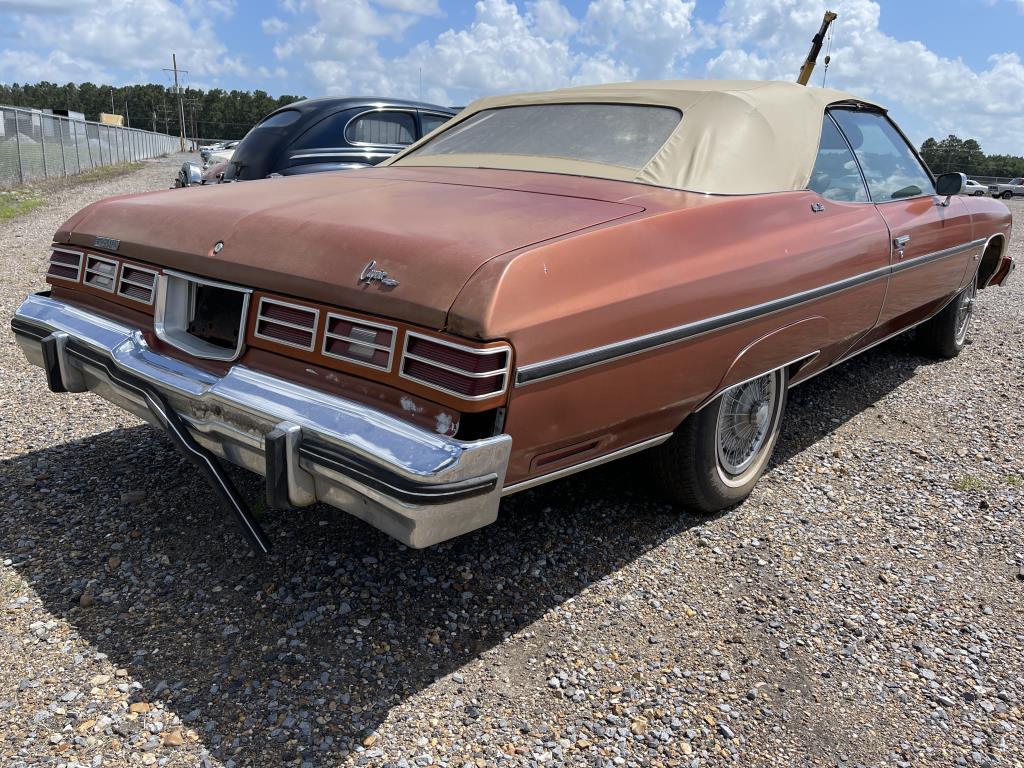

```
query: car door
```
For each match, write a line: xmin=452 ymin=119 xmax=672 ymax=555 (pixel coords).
xmin=830 ymin=109 xmax=975 ymax=343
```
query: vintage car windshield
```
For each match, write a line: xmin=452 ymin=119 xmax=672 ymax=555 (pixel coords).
xmin=400 ymin=104 xmax=681 ymax=172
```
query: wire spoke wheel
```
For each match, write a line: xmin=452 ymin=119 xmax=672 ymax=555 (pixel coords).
xmin=954 ymin=281 xmax=976 ymax=346
xmin=714 ymin=371 xmax=784 ymax=488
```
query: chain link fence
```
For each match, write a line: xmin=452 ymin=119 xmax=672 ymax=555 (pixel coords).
xmin=1 ymin=105 xmax=183 ymax=188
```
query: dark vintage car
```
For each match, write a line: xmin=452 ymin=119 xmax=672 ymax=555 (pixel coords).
xmin=13 ymin=80 xmax=1015 ymax=554
xmin=175 ymin=97 xmax=457 ymax=187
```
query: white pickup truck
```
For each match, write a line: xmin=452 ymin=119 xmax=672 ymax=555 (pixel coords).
xmin=989 ymin=177 xmax=1024 ymax=199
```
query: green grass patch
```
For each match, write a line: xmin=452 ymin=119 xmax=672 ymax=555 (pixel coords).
xmin=74 ymin=162 xmax=145 ymax=184
xmin=955 ymin=474 xmax=986 ymax=492
xmin=1005 ymin=474 xmax=1024 ymax=488
xmin=0 ymin=189 xmax=45 ymax=221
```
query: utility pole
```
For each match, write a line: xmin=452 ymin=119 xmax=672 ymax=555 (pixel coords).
xmin=163 ymin=53 xmax=188 ymax=151
xmin=110 ymin=88 xmax=115 ymax=114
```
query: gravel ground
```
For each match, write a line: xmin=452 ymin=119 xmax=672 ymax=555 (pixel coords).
xmin=1 ymin=159 xmax=1022 ymax=768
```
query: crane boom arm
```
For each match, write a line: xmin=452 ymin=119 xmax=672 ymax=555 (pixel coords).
xmin=796 ymin=10 xmax=837 ymax=86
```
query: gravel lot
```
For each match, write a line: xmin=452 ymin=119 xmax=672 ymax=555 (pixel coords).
xmin=1 ymin=157 xmax=1022 ymax=768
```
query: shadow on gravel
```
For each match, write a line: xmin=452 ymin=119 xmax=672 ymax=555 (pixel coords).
xmin=0 ymin=333 xmax=940 ymax=764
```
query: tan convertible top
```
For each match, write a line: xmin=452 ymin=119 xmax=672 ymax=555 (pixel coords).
xmin=386 ymin=79 xmax=883 ymax=195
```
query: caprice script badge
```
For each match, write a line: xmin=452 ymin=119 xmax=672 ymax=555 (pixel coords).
xmin=358 ymin=260 xmax=399 ymax=288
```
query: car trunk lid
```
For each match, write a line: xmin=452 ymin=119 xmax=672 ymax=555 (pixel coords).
xmin=64 ymin=171 xmax=645 ymax=329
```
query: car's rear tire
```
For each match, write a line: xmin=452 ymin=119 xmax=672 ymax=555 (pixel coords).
xmin=916 ymin=281 xmax=976 ymax=359
xmin=1002 ymin=191 xmax=1013 ymax=199
xmin=652 ymin=368 xmax=787 ymax=513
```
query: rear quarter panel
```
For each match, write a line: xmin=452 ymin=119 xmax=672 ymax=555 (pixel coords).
xmin=451 ymin=190 xmax=892 ymax=483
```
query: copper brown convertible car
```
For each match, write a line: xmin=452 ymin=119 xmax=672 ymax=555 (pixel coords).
xmin=11 ymin=81 xmax=1015 ymax=553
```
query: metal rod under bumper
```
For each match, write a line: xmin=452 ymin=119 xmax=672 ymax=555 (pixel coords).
xmin=68 ymin=342 xmax=271 ymax=555
xmin=13 ymin=318 xmax=271 ymax=555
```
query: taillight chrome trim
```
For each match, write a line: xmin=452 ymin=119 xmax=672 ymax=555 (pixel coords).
xmin=322 ymin=312 xmax=397 ymax=372
xmin=116 ymin=264 xmax=159 ymax=305
xmin=399 ymin=331 xmax=511 ymax=401
xmin=253 ymin=297 xmax=320 ymax=352
xmin=83 ymin=254 xmax=119 ymax=293
xmin=47 ymin=247 xmax=84 ymax=282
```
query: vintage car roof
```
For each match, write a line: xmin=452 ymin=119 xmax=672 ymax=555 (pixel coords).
xmin=386 ymin=79 xmax=884 ymax=195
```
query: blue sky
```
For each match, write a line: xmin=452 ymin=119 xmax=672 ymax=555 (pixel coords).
xmin=1 ymin=0 xmax=1023 ymax=153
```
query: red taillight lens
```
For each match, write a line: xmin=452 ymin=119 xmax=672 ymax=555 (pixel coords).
xmin=400 ymin=333 xmax=510 ymax=400
xmin=47 ymin=249 xmax=83 ymax=282
xmin=117 ymin=264 xmax=157 ymax=304
xmin=254 ymin=298 xmax=319 ymax=351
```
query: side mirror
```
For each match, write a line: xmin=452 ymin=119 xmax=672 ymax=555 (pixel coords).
xmin=936 ymin=172 xmax=966 ymax=206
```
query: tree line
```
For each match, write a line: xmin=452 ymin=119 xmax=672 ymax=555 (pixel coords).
xmin=0 ymin=81 xmax=305 ymax=140
xmin=919 ymin=134 xmax=1024 ymax=179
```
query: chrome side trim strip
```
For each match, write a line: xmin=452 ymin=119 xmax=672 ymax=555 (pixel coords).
xmin=515 ymin=238 xmax=985 ymax=387
xmin=501 ymin=433 xmax=673 ymax=496
xmin=791 ymin=282 xmax=971 ymax=387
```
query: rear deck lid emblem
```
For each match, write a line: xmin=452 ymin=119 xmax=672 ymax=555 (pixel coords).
xmin=94 ymin=235 xmax=120 ymax=252
xmin=359 ymin=260 xmax=399 ymax=288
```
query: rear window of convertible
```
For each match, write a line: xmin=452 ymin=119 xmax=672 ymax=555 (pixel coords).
xmin=404 ymin=103 xmax=681 ymax=171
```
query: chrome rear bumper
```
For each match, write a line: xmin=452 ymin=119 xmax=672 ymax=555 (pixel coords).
xmin=11 ymin=293 xmax=512 ymax=549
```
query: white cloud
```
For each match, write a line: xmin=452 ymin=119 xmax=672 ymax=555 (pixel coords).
xmin=261 ymin=16 xmax=289 ymax=34
xmin=3 ymin=0 xmax=245 ymax=82
xmin=0 ymin=48 xmax=114 ymax=84
xmin=582 ymin=0 xmax=711 ymax=76
xmin=375 ymin=0 xmax=442 ymax=13
xmin=706 ymin=0 xmax=1024 ymax=153
xmin=277 ymin=0 xmax=639 ymax=105
xmin=527 ymin=0 xmax=579 ymax=40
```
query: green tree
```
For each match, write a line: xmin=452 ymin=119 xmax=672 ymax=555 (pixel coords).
xmin=0 ymin=81 xmax=305 ymax=140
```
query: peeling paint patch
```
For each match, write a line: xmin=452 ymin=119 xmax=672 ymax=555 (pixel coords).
xmin=435 ymin=412 xmax=457 ymax=436
xmin=400 ymin=396 xmax=424 ymax=414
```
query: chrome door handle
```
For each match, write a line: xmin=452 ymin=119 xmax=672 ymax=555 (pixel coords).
xmin=893 ymin=234 xmax=910 ymax=260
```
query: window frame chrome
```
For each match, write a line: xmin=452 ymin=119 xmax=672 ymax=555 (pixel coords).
xmin=827 ymin=106 xmax=938 ymax=205
xmin=343 ymin=107 xmax=419 ymax=149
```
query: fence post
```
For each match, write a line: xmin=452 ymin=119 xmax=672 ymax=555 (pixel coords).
xmin=40 ymin=117 xmax=49 ymax=180
xmin=85 ymin=123 xmax=94 ymax=169
xmin=14 ymin=111 xmax=25 ymax=184
xmin=73 ymin=121 xmax=82 ymax=172
xmin=58 ymin=116 xmax=67 ymax=177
